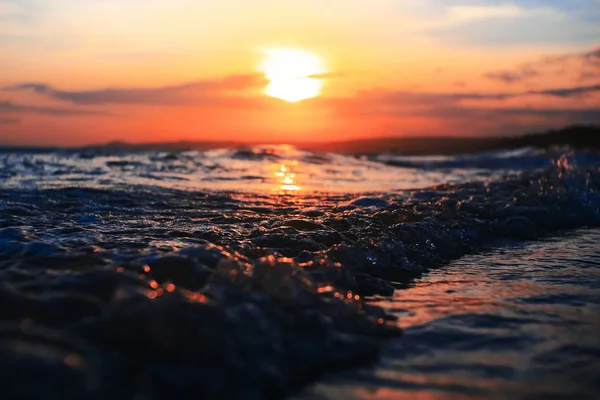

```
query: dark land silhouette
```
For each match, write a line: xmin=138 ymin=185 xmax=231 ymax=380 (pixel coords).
xmin=309 ymin=125 xmax=600 ymax=155
xmin=96 ymin=125 xmax=600 ymax=154
xmin=2 ymin=125 xmax=598 ymax=155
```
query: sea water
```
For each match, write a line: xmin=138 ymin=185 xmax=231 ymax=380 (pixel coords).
xmin=0 ymin=145 xmax=599 ymax=399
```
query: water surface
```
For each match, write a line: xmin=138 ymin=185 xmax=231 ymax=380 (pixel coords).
xmin=297 ymin=230 xmax=600 ymax=399
xmin=3 ymin=145 xmax=597 ymax=193
xmin=0 ymin=145 xmax=599 ymax=399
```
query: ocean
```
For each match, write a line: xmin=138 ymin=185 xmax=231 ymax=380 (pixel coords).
xmin=0 ymin=145 xmax=599 ymax=399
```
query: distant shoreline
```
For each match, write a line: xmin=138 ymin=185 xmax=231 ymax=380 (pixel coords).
xmin=1 ymin=125 xmax=598 ymax=155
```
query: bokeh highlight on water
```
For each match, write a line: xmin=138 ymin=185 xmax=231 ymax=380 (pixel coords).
xmin=0 ymin=145 xmax=599 ymax=399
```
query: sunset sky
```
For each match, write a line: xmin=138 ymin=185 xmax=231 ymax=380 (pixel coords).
xmin=1 ymin=0 xmax=599 ymax=145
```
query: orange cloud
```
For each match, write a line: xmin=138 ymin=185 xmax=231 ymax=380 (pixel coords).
xmin=5 ymin=74 xmax=267 ymax=106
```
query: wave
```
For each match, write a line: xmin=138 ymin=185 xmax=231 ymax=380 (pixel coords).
xmin=0 ymin=150 xmax=599 ymax=398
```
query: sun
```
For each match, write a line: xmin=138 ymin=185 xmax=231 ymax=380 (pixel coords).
xmin=258 ymin=48 xmax=327 ymax=102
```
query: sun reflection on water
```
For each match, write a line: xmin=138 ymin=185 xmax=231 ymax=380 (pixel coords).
xmin=275 ymin=163 xmax=300 ymax=192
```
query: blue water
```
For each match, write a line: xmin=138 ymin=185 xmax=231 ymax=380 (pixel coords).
xmin=0 ymin=145 xmax=599 ymax=399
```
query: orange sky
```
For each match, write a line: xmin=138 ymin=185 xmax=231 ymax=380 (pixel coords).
xmin=1 ymin=0 xmax=599 ymax=145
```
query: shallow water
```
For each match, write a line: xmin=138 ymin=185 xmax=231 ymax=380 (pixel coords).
xmin=296 ymin=229 xmax=600 ymax=399
xmin=0 ymin=145 xmax=599 ymax=399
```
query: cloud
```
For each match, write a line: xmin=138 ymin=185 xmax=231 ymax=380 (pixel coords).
xmin=584 ymin=47 xmax=600 ymax=62
xmin=486 ymin=67 xmax=540 ymax=83
xmin=486 ymin=46 xmax=600 ymax=83
xmin=317 ymin=81 xmax=600 ymax=135
xmin=0 ymin=101 xmax=108 ymax=116
xmin=379 ymin=100 xmax=600 ymax=134
xmin=424 ymin=2 xmax=600 ymax=46
xmin=540 ymin=45 xmax=600 ymax=64
xmin=5 ymin=74 xmax=267 ymax=106
xmin=418 ymin=105 xmax=600 ymax=125
xmin=530 ymin=84 xmax=600 ymax=97
xmin=316 ymin=80 xmax=600 ymax=124
xmin=394 ymin=83 xmax=600 ymax=102
xmin=0 ymin=117 xmax=20 ymax=124
xmin=446 ymin=4 xmax=530 ymax=22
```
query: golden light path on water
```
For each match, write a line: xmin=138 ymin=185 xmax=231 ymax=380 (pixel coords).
xmin=274 ymin=163 xmax=300 ymax=192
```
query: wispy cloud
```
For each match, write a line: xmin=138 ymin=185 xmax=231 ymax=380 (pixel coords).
xmin=317 ymin=82 xmax=600 ymax=135
xmin=486 ymin=67 xmax=540 ymax=83
xmin=532 ymin=84 xmax=600 ymax=98
xmin=423 ymin=2 xmax=600 ymax=46
xmin=382 ymin=83 xmax=600 ymax=103
xmin=542 ymin=46 xmax=600 ymax=80
xmin=0 ymin=100 xmax=108 ymax=116
xmin=5 ymin=74 xmax=267 ymax=106
xmin=486 ymin=46 xmax=600 ymax=83
xmin=446 ymin=4 xmax=539 ymax=23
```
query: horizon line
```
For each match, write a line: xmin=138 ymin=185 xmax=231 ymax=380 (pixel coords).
xmin=1 ymin=124 xmax=597 ymax=149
